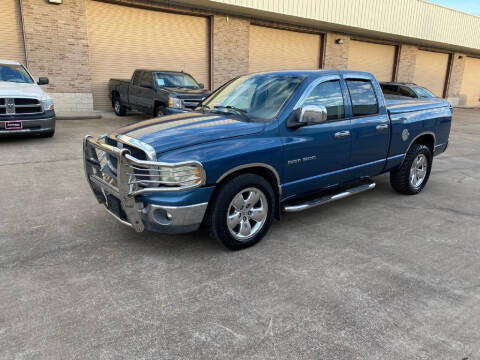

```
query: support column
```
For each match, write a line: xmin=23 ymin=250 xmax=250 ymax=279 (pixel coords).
xmin=323 ymin=32 xmax=350 ymax=70
xmin=211 ymin=15 xmax=250 ymax=90
xmin=20 ymin=0 xmax=93 ymax=112
xmin=395 ymin=45 xmax=418 ymax=82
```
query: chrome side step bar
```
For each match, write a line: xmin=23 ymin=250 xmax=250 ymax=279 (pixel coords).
xmin=283 ymin=181 xmax=376 ymax=213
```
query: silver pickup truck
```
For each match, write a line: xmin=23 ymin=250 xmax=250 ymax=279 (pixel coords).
xmin=0 ymin=60 xmax=55 ymax=137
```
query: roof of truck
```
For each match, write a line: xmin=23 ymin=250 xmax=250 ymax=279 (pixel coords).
xmin=0 ymin=60 xmax=22 ymax=66
xmin=249 ymin=69 xmax=375 ymax=77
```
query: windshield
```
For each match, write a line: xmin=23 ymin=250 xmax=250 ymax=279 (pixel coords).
xmin=0 ymin=64 xmax=33 ymax=84
xmin=154 ymin=72 xmax=200 ymax=89
xmin=198 ymin=74 xmax=304 ymax=122
xmin=412 ymin=86 xmax=436 ymax=98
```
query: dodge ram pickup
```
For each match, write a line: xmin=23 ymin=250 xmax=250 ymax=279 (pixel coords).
xmin=109 ymin=70 xmax=210 ymax=117
xmin=85 ymin=70 xmax=451 ymax=250
xmin=0 ymin=59 xmax=55 ymax=137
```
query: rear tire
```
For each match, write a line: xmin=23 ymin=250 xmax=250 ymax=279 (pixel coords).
xmin=390 ymin=143 xmax=432 ymax=195
xmin=208 ymin=174 xmax=275 ymax=250
xmin=113 ymin=95 xmax=126 ymax=116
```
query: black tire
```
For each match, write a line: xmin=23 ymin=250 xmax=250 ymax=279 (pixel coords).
xmin=154 ymin=104 xmax=166 ymax=117
xmin=390 ymin=143 xmax=432 ymax=195
xmin=113 ymin=95 xmax=126 ymax=116
xmin=208 ymin=174 xmax=275 ymax=250
xmin=39 ymin=129 xmax=55 ymax=138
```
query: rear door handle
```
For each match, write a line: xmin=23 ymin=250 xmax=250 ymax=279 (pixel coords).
xmin=376 ymin=124 xmax=389 ymax=131
xmin=334 ymin=130 xmax=350 ymax=139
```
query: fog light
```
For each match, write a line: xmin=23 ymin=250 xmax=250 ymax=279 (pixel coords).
xmin=152 ymin=208 xmax=173 ymax=225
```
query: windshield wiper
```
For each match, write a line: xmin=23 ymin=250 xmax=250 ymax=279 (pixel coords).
xmin=213 ymin=106 xmax=250 ymax=120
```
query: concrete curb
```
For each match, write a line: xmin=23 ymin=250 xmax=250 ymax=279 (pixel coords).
xmin=56 ymin=113 xmax=103 ymax=120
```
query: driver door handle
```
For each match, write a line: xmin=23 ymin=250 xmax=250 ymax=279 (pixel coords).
xmin=376 ymin=124 xmax=389 ymax=131
xmin=334 ymin=130 xmax=350 ymax=139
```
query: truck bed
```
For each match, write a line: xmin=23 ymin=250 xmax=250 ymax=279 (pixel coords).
xmin=386 ymin=98 xmax=450 ymax=114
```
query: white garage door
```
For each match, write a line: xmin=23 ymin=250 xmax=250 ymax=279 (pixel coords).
xmin=413 ymin=50 xmax=449 ymax=98
xmin=459 ymin=57 xmax=480 ymax=107
xmin=86 ymin=1 xmax=210 ymax=110
xmin=347 ymin=40 xmax=396 ymax=82
xmin=249 ymin=25 xmax=321 ymax=73
xmin=0 ymin=0 xmax=26 ymax=64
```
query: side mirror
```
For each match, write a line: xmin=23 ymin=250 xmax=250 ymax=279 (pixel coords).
xmin=198 ymin=83 xmax=204 ymax=89
xmin=140 ymin=81 xmax=152 ymax=89
xmin=37 ymin=77 xmax=49 ymax=85
xmin=298 ymin=105 xmax=328 ymax=125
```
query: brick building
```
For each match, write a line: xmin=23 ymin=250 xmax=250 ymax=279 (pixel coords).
xmin=1 ymin=0 xmax=479 ymax=112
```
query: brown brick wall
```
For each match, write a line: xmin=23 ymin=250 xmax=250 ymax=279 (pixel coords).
xmin=396 ymin=45 xmax=417 ymax=82
xmin=212 ymin=15 xmax=250 ymax=89
xmin=20 ymin=0 xmax=92 ymax=94
xmin=446 ymin=53 xmax=466 ymax=104
xmin=323 ymin=33 xmax=350 ymax=70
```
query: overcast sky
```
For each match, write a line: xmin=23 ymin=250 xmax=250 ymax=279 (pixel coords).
xmin=427 ymin=0 xmax=480 ymax=16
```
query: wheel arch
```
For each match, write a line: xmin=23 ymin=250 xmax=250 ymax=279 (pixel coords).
xmin=401 ymin=132 xmax=436 ymax=166
xmin=213 ymin=164 xmax=282 ymax=219
xmin=111 ymin=90 xmax=120 ymax=104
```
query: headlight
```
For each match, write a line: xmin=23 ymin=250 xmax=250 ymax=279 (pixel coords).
xmin=157 ymin=165 xmax=203 ymax=187
xmin=42 ymin=98 xmax=54 ymax=111
xmin=168 ymin=97 xmax=183 ymax=109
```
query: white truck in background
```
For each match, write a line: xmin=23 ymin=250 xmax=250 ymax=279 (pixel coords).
xmin=0 ymin=60 xmax=55 ymax=137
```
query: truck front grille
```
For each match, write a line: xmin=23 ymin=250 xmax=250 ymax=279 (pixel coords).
xmin=104 ymin=136 xmax=150 ymax=183
xmin=182 ymin=99 xmax=203 ymax=109
xmin=0 ymin=98 xmax=43 ymax=115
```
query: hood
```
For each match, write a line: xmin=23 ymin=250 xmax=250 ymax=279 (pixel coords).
xmin=115 ymin=111 xmax=265 ymax=155
xmin=0 ymin=81 xmax=49 ymax=100
xmin=167 ymin=88 xmax=210 ymax=98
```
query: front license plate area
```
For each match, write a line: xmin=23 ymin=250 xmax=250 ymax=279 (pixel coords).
xmin=5 ymin=121 xmax=23 ymax=130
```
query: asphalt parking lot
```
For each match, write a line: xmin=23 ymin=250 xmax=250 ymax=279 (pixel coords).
xmin=1 ymin=109 xmax=479 ymax=359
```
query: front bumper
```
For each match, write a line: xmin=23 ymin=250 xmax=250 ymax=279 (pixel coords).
xmin=163 ymin=107 xmax=188 ymax=115
xmin=0 ymin=110 xmax=55 ymax=135
xmin=83 ymin=136 xmax=210 ymax=234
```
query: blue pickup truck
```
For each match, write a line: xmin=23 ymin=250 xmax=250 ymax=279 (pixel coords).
xmin=84 ymin=70 xmax=451 ymax=250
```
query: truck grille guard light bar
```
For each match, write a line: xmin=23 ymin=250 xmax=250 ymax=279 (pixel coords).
xmin=83 ymin=135 xmax=206 ymax=232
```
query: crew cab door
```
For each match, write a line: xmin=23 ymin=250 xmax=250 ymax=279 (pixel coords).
xmin=344 ymin=75 xmax=390 ymax=178
xmin=129 ymin=71 xmax=143 ymax=111
xmin=137 ymin=72 xmax=156 ymax=114
xmin=281 ymin=76 xmax=352 ymax=198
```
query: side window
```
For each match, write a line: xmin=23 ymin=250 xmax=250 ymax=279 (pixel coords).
xmin=346 ymin=79 xmax=379 ymax=116
xmin=302 ymin=80 xmax=345 ymax=121
xmin=141 ymin=72 xmax=153 ymax=87
xmin=132 ymin=71 xmax=142 ymax=86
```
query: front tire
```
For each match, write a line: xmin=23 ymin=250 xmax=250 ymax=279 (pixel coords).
xmin=390 ymin=143 xmax=432 ymax=195
xmin=154 ymin=104 xmax=166 ymax=117
xmin=208 ymin=174 xmax=275 ymax=250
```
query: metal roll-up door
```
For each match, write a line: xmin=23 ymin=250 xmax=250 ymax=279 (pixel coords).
xmin=86 ymin=0 xmax=210 ymax=110
xmin=459 ymin=57 xmax=480 ymax=107
xmin=249 ymin=25 xmax=321 ymax=73
xmin=413 ymin=50 xmax=449 ymax=98
xmin=347 ymin=40 xmax=396 ymax=82
xmin=0 ymin=0 xmax=26 ymax=64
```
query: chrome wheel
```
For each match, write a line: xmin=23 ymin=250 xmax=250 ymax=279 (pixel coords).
xmin=227 ymin=187 xmax=268 ymax=241
xmin=114 ymin=100 xmax=121 ymax=114
xmin=409 ymin=153 xmax=428 ymax=188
